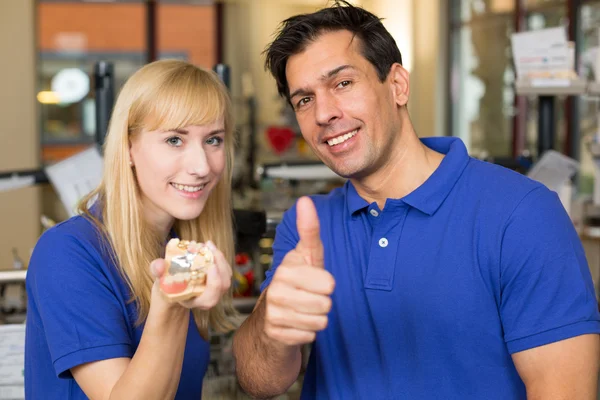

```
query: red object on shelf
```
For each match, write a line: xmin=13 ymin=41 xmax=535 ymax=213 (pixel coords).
xmin=266 ymin=126 xmax=295 ymax=154
xmin=234 ymin=252 xmax=254 ymax=297
xmin=235 ymin=253 xmax=249 ymax=265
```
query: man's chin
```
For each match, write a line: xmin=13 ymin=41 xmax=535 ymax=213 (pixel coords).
xmin=325 ymin=161 xmax=360 ymax=180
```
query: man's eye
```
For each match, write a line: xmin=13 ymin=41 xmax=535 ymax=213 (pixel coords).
xmin=166 ymin=136 xmax=183 ymax=147
xmin=297 ymin=97 xmax=311 ymax=108
xmin=337 ymin=80 xmax=351 ymax=88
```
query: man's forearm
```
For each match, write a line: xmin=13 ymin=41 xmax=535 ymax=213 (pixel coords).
xmin=110 ymin=306 xmax=189 ymax=400
xmin=233 ymin=293 xmax=302 ymax=398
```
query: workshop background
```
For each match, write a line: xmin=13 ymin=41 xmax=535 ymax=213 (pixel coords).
xmin=1 ymin=0 xmax=600 ymax=398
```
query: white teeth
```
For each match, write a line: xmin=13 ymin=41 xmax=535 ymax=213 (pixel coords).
xmin=164 ymin=273 xmax=192 ymax=284
xmin=171 ymin=183 xmax=205 ymax=192
xmin=327 ymin=129 xmax=358 ymax=146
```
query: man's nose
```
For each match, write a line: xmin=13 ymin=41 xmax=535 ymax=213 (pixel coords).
xmin=314 ymin=93 xmax=342 ymax=126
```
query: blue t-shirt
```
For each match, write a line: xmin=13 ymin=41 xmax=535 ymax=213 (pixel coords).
xmin=25 ymin=213 xmax=210 ymax=399
xmin=262 ymin=137 xmax=600 ymax=399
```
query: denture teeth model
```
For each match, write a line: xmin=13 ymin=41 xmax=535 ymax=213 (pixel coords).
xmin=159 ymin=238 xmax=214 ymax=302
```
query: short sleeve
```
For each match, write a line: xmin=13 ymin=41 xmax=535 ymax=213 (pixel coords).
xmin=260 ymin=203 xmax=300 ymax=292
xmin=26 ymin=226 xmax=133 ymax=378
xmin=499 ymin=186 xmax=600 ymax=354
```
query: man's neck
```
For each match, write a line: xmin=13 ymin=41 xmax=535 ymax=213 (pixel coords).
xmin=351 ymin=131 xmax=444 ymax=210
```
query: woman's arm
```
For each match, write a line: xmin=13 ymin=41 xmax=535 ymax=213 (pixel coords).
xmin=71 ymin=254 xmax=231 ymax=400
xmin=71 ymin=299 xmax=189 ymax=400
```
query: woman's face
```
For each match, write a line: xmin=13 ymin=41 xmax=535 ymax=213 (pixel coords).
xmin=129 ymin=120 xmax=226 ymax=233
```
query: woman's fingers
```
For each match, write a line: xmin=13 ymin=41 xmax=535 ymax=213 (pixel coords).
xmin=150 ymin=258 xmax=166 ymax=279
xmin=153 ymin=242 xmax=232 ymax=310
xmin=207 ymin=241 xmax=232 ymax=291
xmin=180 ymin=264 xmax=222 ymax=309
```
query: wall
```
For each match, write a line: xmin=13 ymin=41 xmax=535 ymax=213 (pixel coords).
xmin=37 ymin=2 xmax=218 ymax=225
xmin=223 ymin=0 xmax=447 ymax=166
xmin=223 ymin=0 xmax=322 ymax=168
xmin=38 ymin=3 xmax=216 ymax=67
xmin=224 ymin=0 xmax=319 ymax=124
xmin=364 ymin=0 xmax=447 ymax=137
xmin=0 ymin=0 xmax=41 ymax=269
xmin=410 ymin=0 xmax=448 ymax=137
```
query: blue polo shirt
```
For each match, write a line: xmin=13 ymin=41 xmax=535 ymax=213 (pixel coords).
xmin=261 ymin=137 xmax=600 ymax=399
xmin=25 ymin=212 xmax=210 ymax=399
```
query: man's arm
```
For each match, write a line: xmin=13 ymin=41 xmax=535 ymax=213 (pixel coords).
xmin=498 ymin=187 xmax=600 ymax=396
xmin=233 ymin=292 xmax=303 ymax=398
xmin=512 ymin=334 xmax=600 ymax=400
xmin=233 ymin=197 xmax=334 ymax=398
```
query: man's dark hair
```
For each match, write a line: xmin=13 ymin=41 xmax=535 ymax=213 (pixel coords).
xmin=264 ymin=0 xmax=403 ymax=102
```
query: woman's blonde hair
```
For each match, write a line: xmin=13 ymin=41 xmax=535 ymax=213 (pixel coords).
xmin=79 ymin=59 xmax=237 ymax=339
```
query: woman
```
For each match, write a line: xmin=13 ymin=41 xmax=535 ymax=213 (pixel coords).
xmin=24 ymin=59 xmax=237 ymax=399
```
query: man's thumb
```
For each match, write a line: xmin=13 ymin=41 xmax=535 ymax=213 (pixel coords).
xmin=296 ymin=196 xmax=324 ymax=268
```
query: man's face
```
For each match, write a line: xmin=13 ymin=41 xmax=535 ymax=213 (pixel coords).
xmin=286 ymin=29 xmax=407 ymax=179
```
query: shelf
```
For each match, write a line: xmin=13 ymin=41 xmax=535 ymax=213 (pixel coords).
xmin=0 ymin=270 xmax=259 ymax=312
xmin=232 ymin=296 xmax=258 ymax=313
xmin=0 ymin=270 xmax=26 ymax=284
xmin=588 ymin=82 xmax=600 ymax=96
xmin=516 ymin=78 xmax=588 ymax=96
xmin=589 ymin=142 xmax=600 ymax=157
xmin=259 ymin=162 xmax=342 ymax=181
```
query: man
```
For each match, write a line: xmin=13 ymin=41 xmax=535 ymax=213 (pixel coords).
xmin=232 ymin=1 xmax=600 ymax=399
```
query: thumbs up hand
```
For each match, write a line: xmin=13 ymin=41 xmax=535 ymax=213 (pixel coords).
xmin=264 ymin=196 xmax=335 ymax=346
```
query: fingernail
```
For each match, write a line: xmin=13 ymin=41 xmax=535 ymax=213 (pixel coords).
xmin=206 ymin=240 xmax=217 ymax=251
xmin=208 ymin=264 xmax=219 ymax=279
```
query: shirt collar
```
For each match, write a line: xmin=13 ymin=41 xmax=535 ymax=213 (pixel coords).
xmin=346 ymin=137 xmax=470 ymax=216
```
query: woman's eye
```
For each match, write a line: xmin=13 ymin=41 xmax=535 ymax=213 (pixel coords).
xmin=166 ymin=136 xmax=183 ymax=147
xmin=206 ymin=136 xmax=224 ymax=146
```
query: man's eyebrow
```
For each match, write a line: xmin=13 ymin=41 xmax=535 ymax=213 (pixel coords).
xmin=322 ymin=64 xmax=355 ymax=80
xmin=289 ymin=64 xmax=356 ymax=100
xmin=289 ymin=87 xmax=312 ymax=100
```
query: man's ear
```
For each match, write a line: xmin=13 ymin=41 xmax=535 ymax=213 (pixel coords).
xmin=388 ymin=63 xmax=410 ymax=107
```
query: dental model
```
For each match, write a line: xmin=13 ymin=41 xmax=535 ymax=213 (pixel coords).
xmin=159 ymin=238 xmax=214 ymax=302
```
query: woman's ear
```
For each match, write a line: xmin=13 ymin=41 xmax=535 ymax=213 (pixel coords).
xmin=388 ymin=63 xmax=410 ymax=107
xmin=128 ymin=140 xmax=135 ymax=168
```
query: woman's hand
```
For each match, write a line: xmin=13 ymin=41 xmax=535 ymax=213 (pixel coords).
xmin=150 ymin=241 xmax=232 ymax=310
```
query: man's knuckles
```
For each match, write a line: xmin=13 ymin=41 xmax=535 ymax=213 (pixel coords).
xmin=265 ymin=326 xmax=316 ymax=346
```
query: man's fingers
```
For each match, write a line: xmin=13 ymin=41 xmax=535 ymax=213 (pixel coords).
xmin=266 ymin=304 xmax=329 ymax=332
xmin=268 ymin=284 xmax=332 ymax=315
xmin=264 ymin=326 xmax=316 ymax=346
xmin=274 ymin=264 xmax=335 ymax=295
xmin=296 ymin=196 xmax=324 ymax=268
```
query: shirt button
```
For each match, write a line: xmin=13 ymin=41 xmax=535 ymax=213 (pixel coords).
xmin=379 ymin=238 xmax=388 ymax=248
xmin=370 ymin=209 xmax=379 ymax=217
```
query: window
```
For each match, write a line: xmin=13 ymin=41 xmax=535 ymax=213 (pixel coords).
xmin=523 ymin=1 xmax=568 ymax=158
xmin=450 ymin=0 xmax=516 ymax=158
xmin=578 ymin=0 xmax=600 ymax=193
xmin=449 ymin=0 xmax=588 ymax=162
xmin=37 ymin=0 xmax=217 ymax=164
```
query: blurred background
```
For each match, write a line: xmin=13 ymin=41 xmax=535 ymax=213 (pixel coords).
xmin=1 ymin=0 xmax=600 ymax=398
